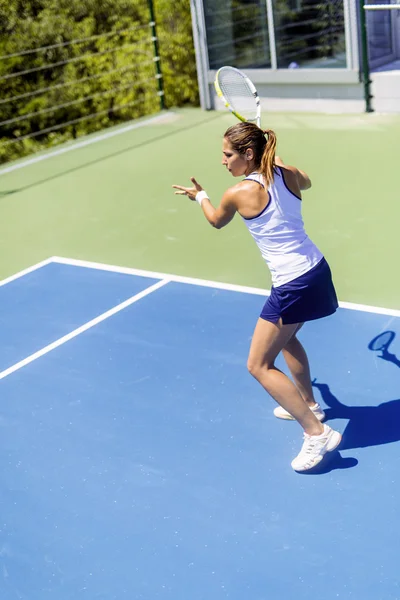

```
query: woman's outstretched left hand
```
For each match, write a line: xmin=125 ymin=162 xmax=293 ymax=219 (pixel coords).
xmin=172 ymin=177 xmax=203 ymax=201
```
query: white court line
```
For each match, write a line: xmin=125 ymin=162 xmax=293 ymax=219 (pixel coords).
xmin=0 ymin=112 xmax=174 ymax=176
xmin=338 ymin=300 xmax=400 ymax=317
xmin=0 ymin=278 xmax=169 ymax=381
xmin=0 ymin=255 xmax=398 ymax=381
xmin=53 ymin=255 xmax=400 ymax=318
xmin=52 ymin=256 xmax=270 ymax=297
xmin=0 ymin=256 xmax=56 ymax=287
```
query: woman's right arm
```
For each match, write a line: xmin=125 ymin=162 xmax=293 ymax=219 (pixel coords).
xmin=275 ymin=156 xmax=312 ymax=191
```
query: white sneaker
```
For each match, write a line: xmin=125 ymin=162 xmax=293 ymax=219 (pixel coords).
xmin=273 ymin=402 xmax=325 ymax=422
xmin=291 ymin=424 xmax=342 ymax=472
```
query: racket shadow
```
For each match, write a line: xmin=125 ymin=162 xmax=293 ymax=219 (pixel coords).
xmin=368 ymin=330 xmax=400 ymax=368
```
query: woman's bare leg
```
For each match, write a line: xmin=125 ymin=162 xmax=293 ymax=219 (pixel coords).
xmin=247 ymin=318 xmax=323 ymax=436
xmin=282 ymin=332 xmax=317 ymax=407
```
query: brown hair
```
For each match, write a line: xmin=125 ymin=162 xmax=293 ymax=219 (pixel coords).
xmin=224 ymin=122 xmax=277 ymax=187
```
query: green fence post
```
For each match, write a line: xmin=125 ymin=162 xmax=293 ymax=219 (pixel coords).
xmin=147 ymin=0 xmax=166 ymax=110
xmin=359 ymin=0 xmax=373 ymax=112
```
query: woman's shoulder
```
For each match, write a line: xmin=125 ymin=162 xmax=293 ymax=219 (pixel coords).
xmin=227 ymin=179 xmax=261 ymax=196
xmin=222 ymin=179 xmax=266 ymax=212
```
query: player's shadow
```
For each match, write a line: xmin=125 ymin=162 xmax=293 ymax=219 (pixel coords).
xmin=314 ymin=381 xmax=400 ymax=450
xmin=300 ymin=330 xmax=400 ymax=474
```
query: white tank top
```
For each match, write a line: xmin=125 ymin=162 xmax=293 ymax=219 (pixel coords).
xmin=242 ymin=168 xmax=323 ymax=287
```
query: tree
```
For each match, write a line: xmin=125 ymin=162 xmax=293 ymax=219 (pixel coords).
xmin=0 ymin=0 xmax=199 ymax=163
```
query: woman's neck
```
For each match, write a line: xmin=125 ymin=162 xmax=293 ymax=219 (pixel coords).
xmin=244 ymin=163 xmax=258 ymax=176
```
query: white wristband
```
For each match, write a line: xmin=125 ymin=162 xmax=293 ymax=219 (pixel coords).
xmin=195 ymin=190 xmax=209 ymax=206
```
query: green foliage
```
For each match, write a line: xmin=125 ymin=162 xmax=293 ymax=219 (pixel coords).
xmin=0 ymin=0 xmax=199 ymax=163
xmin=153 ymin=0 xmax=199 ymax=108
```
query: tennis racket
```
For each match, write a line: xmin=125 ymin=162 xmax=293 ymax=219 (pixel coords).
xmin=368 ymin=331 xmax=395 ymax=354
xmin=214 ymin=66 xmax=261 ymax=128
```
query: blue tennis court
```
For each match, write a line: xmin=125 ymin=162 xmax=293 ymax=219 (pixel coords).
xmin=1 ymin=257 xmax=399 ymax=600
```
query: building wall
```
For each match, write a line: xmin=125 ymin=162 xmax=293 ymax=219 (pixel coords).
xmin=192 ymin=0 xmax=400 ymax=114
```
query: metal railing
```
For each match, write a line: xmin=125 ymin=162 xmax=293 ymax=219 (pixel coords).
xmin=359 ymin=1 xmax=400 ymax=112
xmin=0 ymin=0 xmax=165 ymax=164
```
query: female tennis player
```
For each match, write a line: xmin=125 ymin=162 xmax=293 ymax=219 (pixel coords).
xmin=172 ymin=122 xmax=341 ymax=472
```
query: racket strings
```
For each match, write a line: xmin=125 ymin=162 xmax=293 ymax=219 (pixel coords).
xmin=218 ymin=71 xmax=259 ymax=123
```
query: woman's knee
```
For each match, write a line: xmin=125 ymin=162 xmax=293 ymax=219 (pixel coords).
xmin=247 ymin=356 xmax=273 ymax=379
xmin=247 ymin=357 xmax=258 ymax=378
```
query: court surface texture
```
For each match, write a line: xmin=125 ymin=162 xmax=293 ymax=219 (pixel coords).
xmin=0 ymin=108 xmax=399 ymax=599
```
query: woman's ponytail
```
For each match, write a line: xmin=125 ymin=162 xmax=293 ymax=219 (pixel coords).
xmin=260 ymin=129 xmax=277 ymax=188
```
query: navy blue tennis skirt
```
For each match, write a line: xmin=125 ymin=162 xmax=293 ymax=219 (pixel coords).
xmin=261 ymin=257 xmax=338 ymax=325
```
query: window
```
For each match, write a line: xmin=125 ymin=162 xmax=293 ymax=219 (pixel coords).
xmin=203 ymin=0 xmax=271 ymax=69
xmin=273 ymin=0 xmax=347 ymax=68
